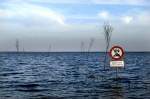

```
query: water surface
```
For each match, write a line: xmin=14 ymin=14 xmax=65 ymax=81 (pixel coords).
xmin=0 ymin=52 xmax=150 ymax=99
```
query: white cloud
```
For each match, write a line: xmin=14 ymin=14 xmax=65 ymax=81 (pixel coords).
xmin=92 ymin=0 xmax=149 ymax=6
xmin=121 ymin=16 xmax=133 ymax=24
xmin=29 ymin=0 xmax=84 ymax=4
xmin=135 ymin=11 xmax=150 ymax=25
xmin=96 ymin=9 xmax=150 ymax=25
xmin=0 ymin=1 xmax=71 ymax=41
xmin=98 ymin=11 xmax=110 ymax=20
xmin=28 ymin=0 xmax=150 ymax=6
xmin=120 ymin=10 xmax=150 ymax=25
xmin=3 ymin=0 xmax=149 ymax=5
xmin=0 ymin=2 xmax=66 ymax=25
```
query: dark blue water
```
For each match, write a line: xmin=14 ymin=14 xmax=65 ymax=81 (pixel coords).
xmin=0 ymin=52 xmax=150 ymax=99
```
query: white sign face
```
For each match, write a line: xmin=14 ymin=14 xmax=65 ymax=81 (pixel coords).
xmin=110 ymin=61 xmax=124 ymax=67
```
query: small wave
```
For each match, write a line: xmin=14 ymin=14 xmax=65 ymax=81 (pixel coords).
xmin=0 ymin=72 xmax=23 ymax=76
xmin=17 ymin=83 xmax=40 ymax=88
xmin=16 ymin=89 xmax=48 ymax=92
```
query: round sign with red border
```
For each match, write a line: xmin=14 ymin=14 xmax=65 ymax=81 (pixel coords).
xmin=109 ymin=46 xmax=124 ymax=60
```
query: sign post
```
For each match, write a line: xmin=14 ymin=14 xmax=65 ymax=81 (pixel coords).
xmin=109 ymin=46 xmax=125 ymax=78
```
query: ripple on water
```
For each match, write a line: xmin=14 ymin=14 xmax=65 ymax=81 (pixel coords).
xmin=0 ymin=52 xmax=149 ymax=99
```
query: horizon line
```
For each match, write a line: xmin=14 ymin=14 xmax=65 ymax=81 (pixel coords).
xmin=0 ymin=51 xmax=149 ymax=53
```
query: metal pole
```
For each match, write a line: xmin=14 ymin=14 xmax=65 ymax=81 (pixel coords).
xmin=116 ymin=67 xmax=118 ymax=79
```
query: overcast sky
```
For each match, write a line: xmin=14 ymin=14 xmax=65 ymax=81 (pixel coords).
xmin=0 ymin=0 xmax=150 ymax=52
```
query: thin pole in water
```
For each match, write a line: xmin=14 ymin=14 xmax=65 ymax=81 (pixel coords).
xmin=80 ymin=41 xmax=84 ymax=53
xmin=49 ymin=44 xmax=51 ymax=52
xmin=16 ymin=39 xmax=19 ymax=52
xmin=103 ymin=22 xmax=113 ymax=70
xmin=87 ymin=38 xmax=94 ymax=60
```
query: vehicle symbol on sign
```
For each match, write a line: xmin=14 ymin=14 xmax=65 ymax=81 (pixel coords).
xmin=109 ymin=46 xmax=124 ymax=60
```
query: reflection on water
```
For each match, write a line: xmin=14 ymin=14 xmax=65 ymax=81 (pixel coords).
xmin=108 ymin=82 xmax=124 ymax=99
xmin=0 ymin=52 xmax=150 ymax=99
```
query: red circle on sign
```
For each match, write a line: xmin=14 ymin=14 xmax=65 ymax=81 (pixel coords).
xmin=109 ymin=45 xmax=124 ymax=60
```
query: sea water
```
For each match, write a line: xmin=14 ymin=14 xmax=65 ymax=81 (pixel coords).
xmin=0 ymin=52 xmax=150 ymax=99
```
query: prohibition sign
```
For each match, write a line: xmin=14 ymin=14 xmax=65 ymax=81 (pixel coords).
xmin=109 ymin=46 xmax=124 ymax=60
